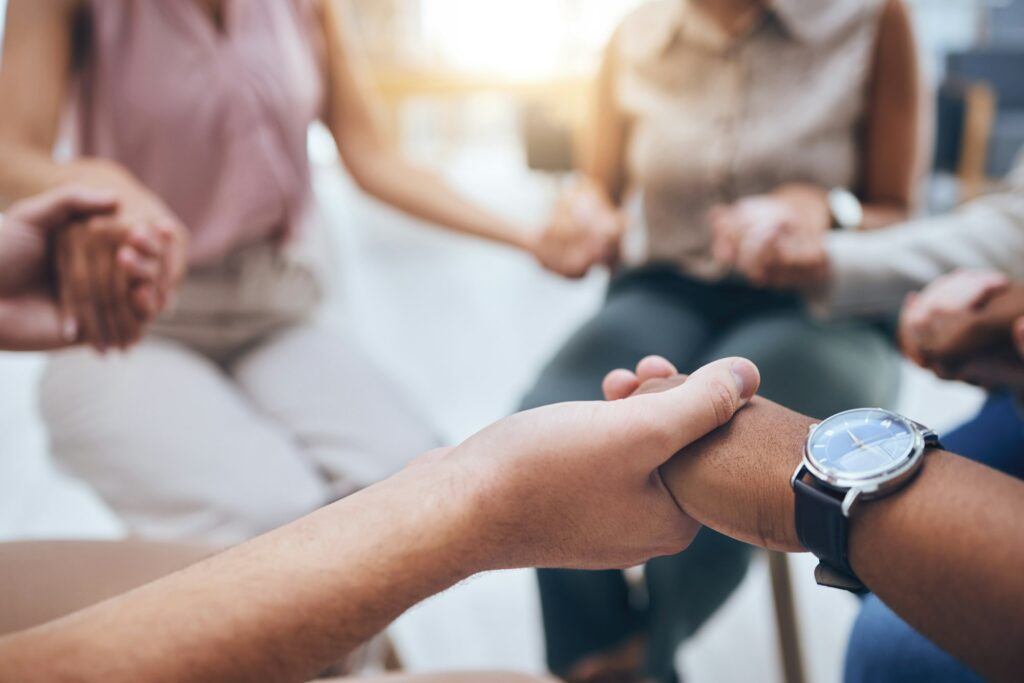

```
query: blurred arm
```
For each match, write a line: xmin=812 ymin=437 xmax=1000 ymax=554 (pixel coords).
xmin=0 ymin=468 xmax=478 ymax=683
xmin=0 ymin=0 xmax=170 ymax=209
xmin=660 ymin=396 xmax=1024 ymax=683
xmin=316 ymin=0 xmax=533 ymax=252
xmin=855 ymin=0 xmax=923 ymax=229
xmin=823 ymin=179 xmax=1024 ymax=316
xmin=579 ymin=29 xmax=629 ymax=206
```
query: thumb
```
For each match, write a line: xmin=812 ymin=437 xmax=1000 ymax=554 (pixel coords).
xmin=626 ymin=357 xmax=760 ymax=462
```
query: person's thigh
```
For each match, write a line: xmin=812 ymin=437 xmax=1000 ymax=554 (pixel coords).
xmin=698 ymin=312 xmax=900 ymax=419
xmin=844 ymin=595 xmax=984 ymax=683
xmin=231 ymin=324 xmax=439 ymax=498
xmin=41 ymin=338 xmax=330 ymax=545
xmin=521 ymin=275 xmax=714 ymax=410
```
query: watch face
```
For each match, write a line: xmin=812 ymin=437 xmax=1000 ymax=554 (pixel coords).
xmin=807 ymin=409 xmax=917 ymax=481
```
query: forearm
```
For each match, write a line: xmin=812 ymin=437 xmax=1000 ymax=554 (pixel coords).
xmin=346 ymin=148 xmax=534 ymax=252
xmin=662 ymin=398 xmax=1024 ymax=681
xmin=0 ymin=143 xmax=146 ymax=208
xmin=0 ymin=465 xmax=480 ymax=683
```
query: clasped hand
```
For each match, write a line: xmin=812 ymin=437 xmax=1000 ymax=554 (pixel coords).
xmin=531 ymin=178 xmax=625 ymax=279
xmin=0 ymin=186 xmax=186 ymax=352
xmin=711 ymin=184 xmax=831 ymax=290
xmin=900 ymin=269 xmax=1024 ymax=390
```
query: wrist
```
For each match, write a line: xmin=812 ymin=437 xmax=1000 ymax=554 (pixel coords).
xmin=660 ymin=398 xmax=812 ymax=552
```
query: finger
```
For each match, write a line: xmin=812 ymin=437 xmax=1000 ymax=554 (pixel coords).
xmin=90 ymin=232 xmax=121 ymax=350
xmin=635 ymin=355 xmax=678 ymax=384
xmin=130 ymin=284 xmax=160 ymax=319
xmin=12 ymin=185 xmax=118 ymax=230
xmin=118 ymin=246 xmax=162 ymax=282
xmin=625 ymin=357 xmax=761 ymax=462
xmin=125 ymin=223 xmax=165 ymax=258
xmin=1014 ymin=317 xmax=1024 ymax=359
xmin=69 ymin=230 xmax=105 ymax=351
xmin=603 ymin=369 xmax=640 ymax=401
xmin=112 ymin=245 xmax=142 ymax=348
xmin=55 ymin=234 xmax=80 ymax=344
xmin=736 ymin=220 xmax=781 ymax=280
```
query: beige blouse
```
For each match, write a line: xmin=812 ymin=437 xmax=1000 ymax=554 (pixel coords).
xmin=615 ymin=0 xmax=886 ymax=280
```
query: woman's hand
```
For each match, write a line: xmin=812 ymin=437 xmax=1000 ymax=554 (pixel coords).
xmin=54 ymin=213 xmax=185 ymax=352
xmin=531 ymin=179 xmax=624 ymax=279
xmin=436 ymin=355 xmax=759 ymax=572
xmin=711 ymin=184 xmax=832 ymax=288
xmin=46 ymin=163 xmax=189 ymax=352
xmin=899 ymin=269 xmax=1012 ymax=370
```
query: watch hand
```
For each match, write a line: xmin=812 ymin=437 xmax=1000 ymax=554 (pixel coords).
xmin=846 ymin=429 xmax=866 ymax=449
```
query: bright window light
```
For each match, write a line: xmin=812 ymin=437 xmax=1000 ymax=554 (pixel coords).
xmin=418 ymin=0 xmax=640 ymax=78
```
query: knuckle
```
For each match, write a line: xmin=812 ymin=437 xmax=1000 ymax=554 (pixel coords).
xmin=704 ymin=376 xmax=737 ymax=425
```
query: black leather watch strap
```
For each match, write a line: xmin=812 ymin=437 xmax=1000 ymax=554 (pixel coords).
xmin=793 ymin=477 xmax=866 ymax=593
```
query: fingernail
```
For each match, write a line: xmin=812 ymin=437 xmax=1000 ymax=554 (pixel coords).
xmin=730 ymin=359 xmax=759 ymax=403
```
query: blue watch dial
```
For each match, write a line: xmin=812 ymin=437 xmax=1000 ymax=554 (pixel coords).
xmin=807 ymin=409 xmax=915 ymax=480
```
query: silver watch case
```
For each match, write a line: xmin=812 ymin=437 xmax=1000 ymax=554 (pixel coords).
xmin=790 ymin=408 xmax=937 ymax=518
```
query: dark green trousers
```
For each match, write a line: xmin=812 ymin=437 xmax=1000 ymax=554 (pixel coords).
xmin=522 ymin=266 xmax=900 ymax=682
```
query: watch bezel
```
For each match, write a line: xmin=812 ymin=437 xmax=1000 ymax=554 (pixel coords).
xmin=800 ymin=408 xmax=927 ymax=497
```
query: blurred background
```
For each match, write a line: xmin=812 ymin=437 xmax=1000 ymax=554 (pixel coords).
xmin=1 ymin=0 xmax=1022 ymax=681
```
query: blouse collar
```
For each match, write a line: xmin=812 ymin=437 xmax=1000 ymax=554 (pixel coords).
xmin=646 ymin=0 xmax=871 ymax=56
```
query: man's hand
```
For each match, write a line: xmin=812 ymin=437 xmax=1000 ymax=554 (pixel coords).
xmin=604 ymin=356 xmax=815 ymax=553
xmin=436 ymin=355 xmax=759 ymax=572
xmin=711 ymin=184 xmax=832 ymax=289
xmin=530 ymin=178 xmax=624 ymax=279
xmin=899 ymin=270 xmax=1015 ymax=375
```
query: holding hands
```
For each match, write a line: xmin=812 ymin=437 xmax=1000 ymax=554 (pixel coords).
xmin=0 ymin=185 xmax=187 ymax=353
xmin=711 ymin=184 xmax=832 ymax=290
xmin=531 ymin=178 xmax=625 ymax=279
xmin=900 ymin=269 xmax=1024 ymax=390
xmin=423 ymin=354 xmax=759 ymax=572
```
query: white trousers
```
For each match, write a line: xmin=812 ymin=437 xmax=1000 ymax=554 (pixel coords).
xmin=40 ymin=239 xmax=437 ymax=545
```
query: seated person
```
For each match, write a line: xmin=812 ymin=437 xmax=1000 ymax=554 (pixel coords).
xmin=0 ymin=0 xmax=604 ymax=547
xmin=2 ymin=188 xmax=1022 ymax=683
xmin=522 ymin=0 xmax=923 ymax=679
xmin=839 ymin=270 xmax=1024 ymax=683
xmin=728 ymin=149 xmax=1024 ymax=683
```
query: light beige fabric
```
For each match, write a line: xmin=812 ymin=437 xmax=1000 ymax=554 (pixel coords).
xmin=822 ymin=152 xmax=1024 ymax=316
xmin=41 ymin=234 xmax=438 ymax=545
xmin=614 ymin=0 xmax=885 ymax=279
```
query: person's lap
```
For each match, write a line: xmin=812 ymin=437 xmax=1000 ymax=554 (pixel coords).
xmin=527 ymin=268 xmax=899 ymax=680
xmin=844 ymin=393 xmax=1024 ymax=683
xmin=41 ymin=322 xmax=437 ymax=545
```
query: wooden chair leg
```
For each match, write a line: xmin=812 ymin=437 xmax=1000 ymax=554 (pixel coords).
xmin=768 ymin=551 xmax=805 ymax=683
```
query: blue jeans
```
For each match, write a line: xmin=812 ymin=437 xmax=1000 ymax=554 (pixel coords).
xmin=844 ymin=393 xmax=1024 ymax=683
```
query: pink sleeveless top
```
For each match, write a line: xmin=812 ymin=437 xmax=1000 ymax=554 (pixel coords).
xmin=72 ymin=0 xmax=326 ymax=266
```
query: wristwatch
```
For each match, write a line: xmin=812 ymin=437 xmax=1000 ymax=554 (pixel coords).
xmin=791 ymin=408 xmax=941 ymax=593
xmin=827 ymin=188 xmax=863 ymax=231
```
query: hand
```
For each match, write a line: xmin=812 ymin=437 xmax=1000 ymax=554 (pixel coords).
xmin=711 ymin=184 xmax=832 ymax=288
xmin=609 ymin=356 xmax=814 ymax=553
xmin=899 ymin=269 xmax=1011 ymax=370
xmin=531 ymin=179 xmax=624 ymax=279
xmin=436 ymin=355 xmax=760 ymax=571
xmin=0 ymin=186 xmax=119 ymax=351
xmin=54 ymin=212 xmax=185 ymax=352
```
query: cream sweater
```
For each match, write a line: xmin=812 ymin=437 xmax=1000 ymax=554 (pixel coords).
xmin=823 ymin=154 xmax=1024 ymax=317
